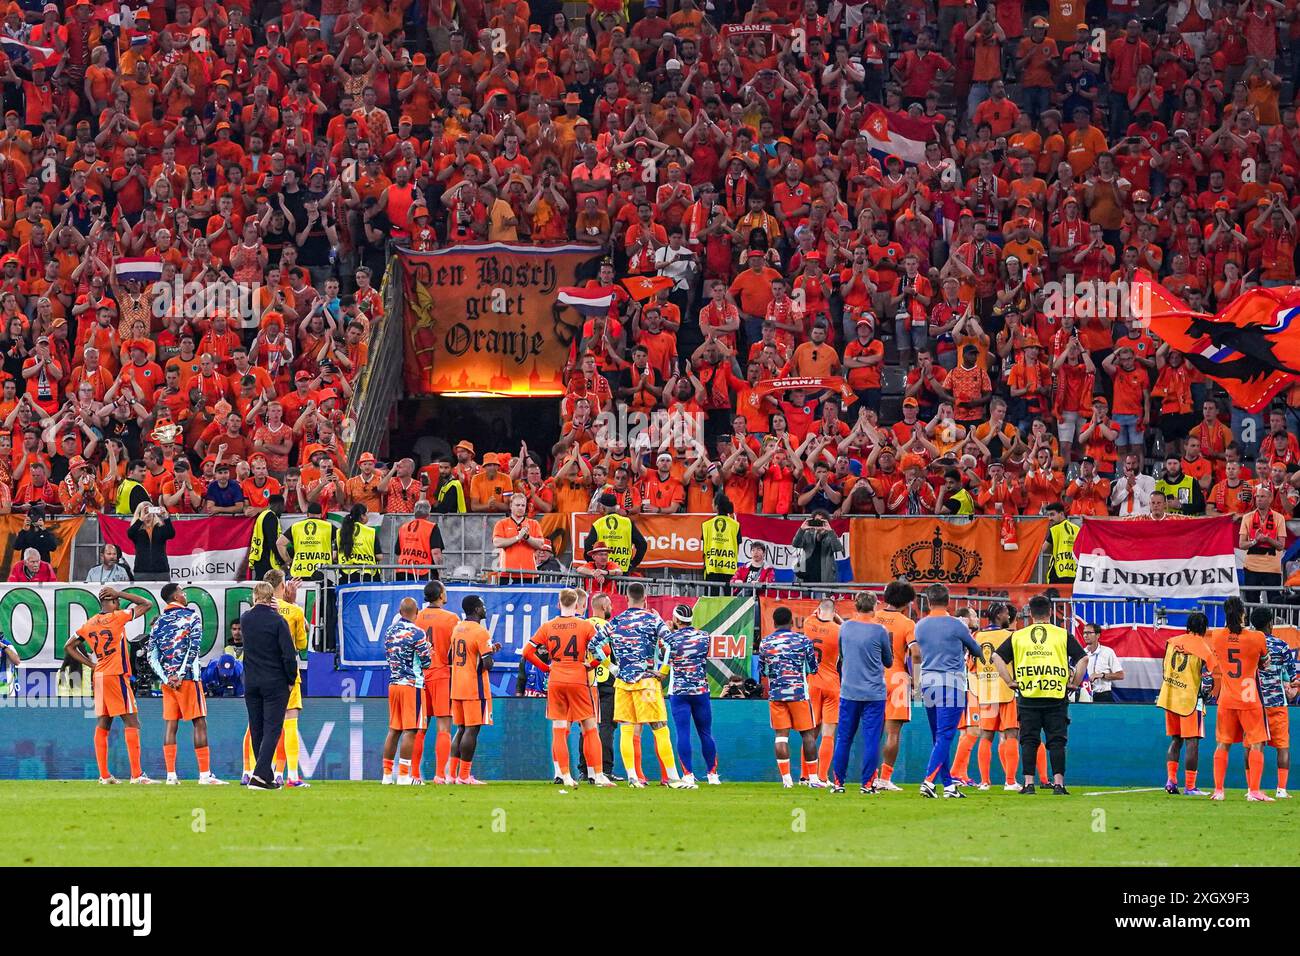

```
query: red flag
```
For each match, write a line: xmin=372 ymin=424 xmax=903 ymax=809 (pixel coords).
xmin=1134 ymin=271 xmax=1300 ymax=413
xmin=620 ymin=275 xmax=674 ymax=301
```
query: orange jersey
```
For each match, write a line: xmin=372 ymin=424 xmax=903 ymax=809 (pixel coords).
xmin=415 ymin=605 xmax=459 ymax=682
xmin=76 ymin=609 xmax=134 ymax=675
xmin=804 ymin=614 xmax=841 ymax=687
xmin=1209 ymin=627 xmax=1268 ymax=710
xmin=529 ymin=614 xmax=599 ymax=685
xmin=449 ymin=619 xmax=494 ymax=700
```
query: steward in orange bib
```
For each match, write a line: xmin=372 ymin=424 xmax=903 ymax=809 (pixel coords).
xmin=396 ymin=500 xmax=445 ymax=581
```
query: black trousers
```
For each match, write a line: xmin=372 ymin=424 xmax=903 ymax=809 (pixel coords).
xmin=245 ymin=681 xmax=291 ymax=783
xmin=578 ymin=682 xmax=617 ymax=777
xmin=1243 ymin=569 xmax=1281 ymax=605
xmin=1019 ymin=699 xmax=1070 ymax=780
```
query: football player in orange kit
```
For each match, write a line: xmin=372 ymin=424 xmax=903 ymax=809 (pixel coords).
xmin=64 ymin=587 xmax=157 ymax=785
xmin=1210 ymin=597 xmax=1273 ymax=801
xmin=523 ymin=588 xmax=615 ymax=788
xmin=803 ymin=598 xmax=842 ymax=785
xmin=412 ymin=580 xmax=458 ymax=784
xmin=448 ymin=594 xmax=499 ymax=784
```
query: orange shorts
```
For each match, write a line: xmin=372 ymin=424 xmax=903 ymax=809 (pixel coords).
xmin=546 ymin=682 xmax=597 ymax=722
xmin=885 ymin=672 xmax=912 ymax=722
xmin=452 ymin=697 xmax=493 ymax=727
xmin=388 ymin=684 xmax=426 ymax=732
xmin=769 ymin=699 xmax=815 ymax=732
xmin=809 ymin=679 xmax=841 ymax=726
xmin=1266 ymin=706 xmax=1290 ymax=749
xmin=958 ymin=692 xmax=980 ymax=730
xmin=1215 ymin=706 xmax=1269 ymax=746
xmin=422 ymin=676 xmax=451 ymax=719
xmin=980 ymin=699 xmax=1019 ymax=732
xmin=93 ymin=671 xmax=136 ymax=719
xmin=162 ymin=680 xmax=207 ymax=722
xmin=1164 ymin=709 xmax=1204 ymax=739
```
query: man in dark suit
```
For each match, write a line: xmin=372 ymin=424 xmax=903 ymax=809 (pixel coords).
xmin=240 ymin=581 xmax=298 ymax=790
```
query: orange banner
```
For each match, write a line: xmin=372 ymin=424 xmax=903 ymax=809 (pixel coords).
xmin=849 ymin=517 xmax=1049 ymax=586
xmin=569 ymin=513 xmax=705 ymax=569
xmin=402 ymin=244 xmax=602 ymax=397
xmin=0 ymin=514 xmax=85 ymax=581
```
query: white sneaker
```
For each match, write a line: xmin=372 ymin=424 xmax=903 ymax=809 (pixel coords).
xmin=396 ymin=776 xmax=413 ymax=786
xmin=681 ymin=773 xmax=696 ymax=787
xmin=1003 ymin=782 xmax=1024 ymax=792
xmin=875 ymin=779 xmax=903 ymax=792
xmin=668 ymin=777 xmax=696 ymax=790
xmin=1210 ymin=790 xmax=1225 ymax=801
xmin=919 ymin=779 xmax=938 ymax=799
xmin=806 ymin=777 xmax=828 ymax=789
xmin=943 ymin=785 xmax=966 ymax=799
xmin=130 ymin=775 xmax=159 ymax=785
xmin=706 ymin=773 xmax=721 ymax=785
xmin=1277 ymin=788 xmax=1291 ymax=799
xmin=166 ymin=776 xmax=180 ymax=786
xmin=593 ymin=774 xmax=616 ymax=788
xmin=198 ymin=774 xmax=227 ymax=786
xmin=1246 ymin=790 xmax=1275 ymax=802
xmin=781 ymin=780 xmax=794 ymax=789
xmin=977 ymin=782 xmax=990 ymax=791
xmin=628 ymin=777 xmax=646 ymax=789
xmin=560 ymin=774 xmax=577 ymax=788
xmin=98 ymin=776 xmax=120 ymax=785
xmin=273 ymin=773 xmax=284 ymax=786
xmin=381 ymin=774 xmax=394 ymax=785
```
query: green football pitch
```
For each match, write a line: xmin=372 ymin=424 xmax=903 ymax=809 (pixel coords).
xmin=5 ymin=781 xmax=1298 ymax=867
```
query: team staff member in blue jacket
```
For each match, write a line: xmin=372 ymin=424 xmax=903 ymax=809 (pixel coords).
xmin=914 ymin=584 xmax=983 ymax=800
xmin=830 ymin=591 xmax=894 ymax=794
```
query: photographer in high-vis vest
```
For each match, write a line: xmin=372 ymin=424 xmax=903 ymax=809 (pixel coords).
xmin=1043 ymin=502 xmax=1078 ymax=584
xmin=582 ymin=494 xmax=647 ymax=574
xmin=395 ymin=500 xmax=445 ymax=581
xmin=992 ymin=594 xmax=1088 ymax=795
xmin=702 ymin=496 xmax=741 ymax=587
xmin=277 ymin=505 xmax=338 ymax=581
xmin=248 ymin=494 xmax=286 ymax=580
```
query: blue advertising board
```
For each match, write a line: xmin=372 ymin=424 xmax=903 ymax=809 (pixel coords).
xmin=337 ymin=582 xmax=564 ymax=669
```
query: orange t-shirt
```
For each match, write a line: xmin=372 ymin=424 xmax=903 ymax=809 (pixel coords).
xmin=493 ymin=515 xmax=542 ymax=571
xmin=875 ymin=607 xmax=915 ymax=703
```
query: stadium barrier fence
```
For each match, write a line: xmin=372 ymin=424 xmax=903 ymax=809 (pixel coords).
xmin=0 ymin=695 xmax=1262 ymax=788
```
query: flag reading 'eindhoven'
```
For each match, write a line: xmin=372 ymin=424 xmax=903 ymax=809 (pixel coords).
xmin=1073 ymin=516 xmax=1240 ymax=605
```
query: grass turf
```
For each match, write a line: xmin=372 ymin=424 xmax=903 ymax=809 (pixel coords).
xmin=5 ymin=780 xmax=1298 ymax=867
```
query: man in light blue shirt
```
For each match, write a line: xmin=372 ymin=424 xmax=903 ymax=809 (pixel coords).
xmin=914 ymin=584 xmax=982 ymax=799
xmin=831 ymin=591 xmax=894 ymax=794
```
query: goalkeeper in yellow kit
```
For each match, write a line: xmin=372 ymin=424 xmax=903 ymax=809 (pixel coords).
xmin=241 ymin=569 xmax=311 ymax=787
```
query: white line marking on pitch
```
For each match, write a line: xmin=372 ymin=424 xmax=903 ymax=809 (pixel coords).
xmin=1081 ymin=787 xmax=1164 ymax=796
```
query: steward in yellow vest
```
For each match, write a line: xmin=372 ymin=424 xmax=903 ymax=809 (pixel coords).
xmin=702 ymin=499 xmax=741 ymax=583
xmin=278 ymin=509 xmax=337 ymax=581
xmin=582 ymin=497 xmax=647 ymax=573
xmin=115 ymin=462 xmax=150 ymax=515
xmin=338 ymin=504 xmax=379 ymax=582
xmin=1044 ymin=504 xmax=1079 ymax=583
xmin=248 ymin=496 xmax=286 ymax=579
xmin=991 ymin=594 xmax=1087 ymax=793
